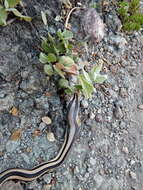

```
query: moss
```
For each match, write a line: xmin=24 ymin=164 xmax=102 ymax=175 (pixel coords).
xmin=118 ymin=0 xmax=143 ymax=31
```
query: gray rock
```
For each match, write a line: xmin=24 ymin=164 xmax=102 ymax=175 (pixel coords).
xmin=119 ymin=88 xmax=128 ymax=98
xmin=105 ymin=12 xmax=122 ymax=32
xmin=81 ymin=8 xmax=105 ymax=42
xmin=20 ymin=69 xmax=47 ymax=94
xmin=129 ymin=171 xmax=137 ymax=179
xmin=0 ymin=83 xmax=15 ymax=111
xmin=89 ymin=112 xmax=95 ymax=119
xmin=113 ymin=106 xmax=124 ymax=120
xmin=89 ymin=157 xmax=97 ymax=165
xmin=43 ymin=173 xmax=52 ymax=183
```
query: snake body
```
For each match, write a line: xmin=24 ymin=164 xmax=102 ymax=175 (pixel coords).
xmin=0 ymin=93 xmax=79 ymax=185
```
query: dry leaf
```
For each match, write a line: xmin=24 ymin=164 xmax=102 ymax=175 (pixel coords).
xmin=45 ymin=92 xmax=52 ymax=97
xmin=10 ymin=107 xmax=19 ymax=116
xmin=55 ymin=62 xmax=65 ymax=70
xmin=47 ymin=132 xmax=55 ymax=142
xmin=26 ymin=147 xmax=32 ymax=153
xmin=33 ymin=129 xmax=41 ymax=137
xmin=10 ymin=129 xmax=22 ymax=141
xmin=64 ymin=64 xmax=78 ymax=75
xmin=42 ymin=116 xmax=52 ymax=125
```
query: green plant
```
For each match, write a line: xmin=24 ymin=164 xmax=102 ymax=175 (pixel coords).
xmin=39 ymin=30 xmax=107 ymax=98
xmin=118 ymin=0 xmax=143 ymax=31
xmin=0 ymin=0 xmax=31 ymax=26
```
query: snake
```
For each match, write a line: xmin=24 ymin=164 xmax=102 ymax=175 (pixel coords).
xmin=0 ymin=93 xmax=79 ymax=186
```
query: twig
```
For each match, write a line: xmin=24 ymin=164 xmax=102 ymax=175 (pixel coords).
xmin=64 ymin=7 xmax=82 ymax=29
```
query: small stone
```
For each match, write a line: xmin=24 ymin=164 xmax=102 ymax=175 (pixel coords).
xmin=39 ymin=122 xmax=47 ymax=131
xmin=119 ymin=88 xmax=128 ymax=98
xmin=129 ymin=171 xmax=137 ymax=179
xmin=99 ymin=169 xmax=105 ymax=175
xmin=47 ymin=132 xmax=56 ymax=142
xmin=122 ymin=146 xmax=129 ymax=154
xmin=113 ymin=106 xmax=123 ymax=119
xmin=82 ymin=8 xmax=105 ymax=42
xmin=81 ymin=100 xmax=89 ymax=108
xmin=89 ymin=112 xmax=95 ymax=119
xmin=42 ymin=116 xmax=52 ymax=125
xmin=28 ymin=180 xmax=38 ymax=189
xmin=90 ymin=157 xmax=97 ymax=165
xmin=43 ymin=173 xmax=52 ymax=183
xmin=95 ymin=113 xmax=103 ymax=123
xmin=110 ymin=65 xmax=118 ymax=73
xmin=130 ymin=160 xmax=136 ymax=165
xmin=137 ymin=104 xmax=143 ymax=110
xmin=109 ymin=35 xmax=127 ymax=49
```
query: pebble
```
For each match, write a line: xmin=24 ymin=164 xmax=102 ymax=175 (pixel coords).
xmin=122 ymin=146 xmax=129 ymax=154
xmin=137 ymin=104 xmax=143 ymax=110
xmin=81 ymin=99 xmax=89 ymax=108
xmin=129 ymin=171 xmax=137 ymax=179
xmin=47 ymin=132 xmax=56 ymax=142
xmin=109 ymin=35 xmax=127 ymax=50
xmin=42 ymin=116 xmax=52 ymax=125
xmin=95 ymin=113 xmax=103 ymax=123
xmin=43 ymin=173 xmax=52 ymax=183
xmin=119 ymin=87 xmax=128 ymax=98
xmin=109 ymin=65 xmax=118 ymax=73
xmin=89 ymin=112 xmax=95 ymax=119
xmin=89 ymin=157 xmax=97 ymax=165
xmin=113 ymin=106 xmax=123 ymax=119
xmin=99 ymin=169 xmax=105 ymax=175
xmin=130 ymin=160 xmax=136 ymax=165
xmin=39 ymin=122 xmax=47 ymax=131
xmin=28 ymin=180 xmax=38 ymax=189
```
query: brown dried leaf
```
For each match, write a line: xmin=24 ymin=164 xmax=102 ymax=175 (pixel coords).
xmin=33 ymin=129 xmax=41 ymax=137
xmin=64 ymin=64 xmax=78 ymax=75
xmin=55 ymin=62 xmax=65 ymax=70
xmin=10 ymin=129 xmax=22 ymax=141
xmin=10 ymin=107 xmax=19 ymax=116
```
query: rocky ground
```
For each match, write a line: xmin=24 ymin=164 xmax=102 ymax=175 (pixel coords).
xmin=0 ymin=0 xmax=143 ymax=190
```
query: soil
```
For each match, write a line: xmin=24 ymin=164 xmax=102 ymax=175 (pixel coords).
xmin=0 ymin=0 xmax=143 ymax=190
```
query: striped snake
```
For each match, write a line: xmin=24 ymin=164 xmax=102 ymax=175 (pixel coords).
xmin=0 ymin=93 xmax=79 ymax=185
